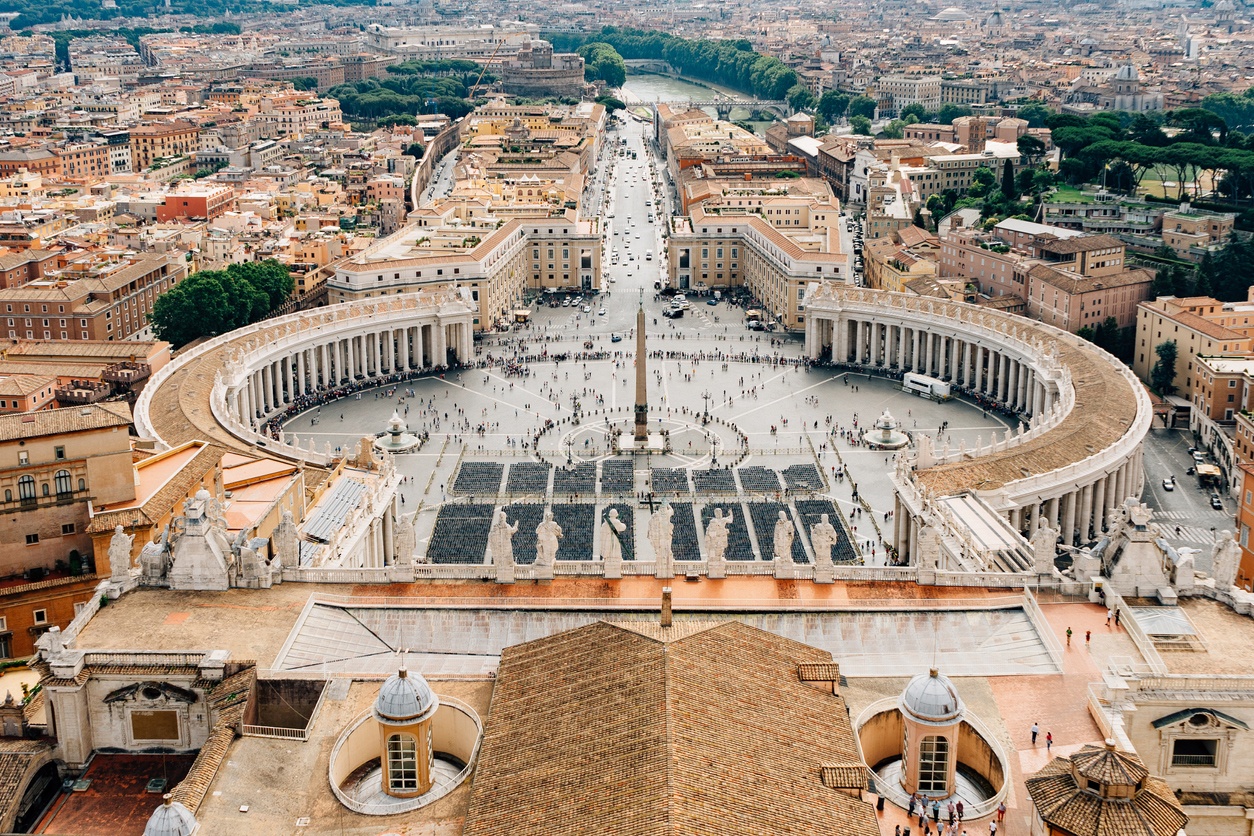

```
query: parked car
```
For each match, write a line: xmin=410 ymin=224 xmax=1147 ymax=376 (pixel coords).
xmin=1211 ymin=494 xmax=1224 ymax=509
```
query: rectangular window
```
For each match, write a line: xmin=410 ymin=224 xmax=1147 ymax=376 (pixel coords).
xmin=62 ymin=523 xmax=75 ymax=535
xmin=1171 ymin=738 xmax=1218 ymax=767
xmin=54 ymin=446 xmax=65 ymax=460
xmin=32 ymin=609 xmax=46 ymax=624
xmin=25 ymin=534 xmax=38 ymax=545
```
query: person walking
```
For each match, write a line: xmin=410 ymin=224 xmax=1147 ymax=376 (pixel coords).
xmin=957 ymin=800 xmax=964 ymax=822
xmin=1031 ymin=721 xmax=1040 ymax=744
xmin=948 ymin=801 xmax=956 ymax=825
xmin=996 ymin=802 xmax=1006 ymax=822
xmin=909 ymin=794 xmax=918 ymax=818
xmin=1046 ymin=731 xmax=1054 ymax=752
xmin=932 ymin=799 xmax=941 ymax=824
xmin=1086 ymin=630 xmax=1092 ymax=646
xmin=1066 ymin=626 xmax=1073 ymax=646
xmin=1106 ymin=608 xmax=1113 ymax=626
xmin=989 ymin=820 xmax=998 ymax=836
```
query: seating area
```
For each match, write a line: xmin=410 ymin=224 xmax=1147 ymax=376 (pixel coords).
xmin=553 ymin=463 xmax=597 ymax=496
xmin=428 ymin=503 xmax=495 ymax=563
xmin=600 ymin=459 xmax=635 ymax=494
xmin=747 ymin=503 xmax=807 ymax=563
xmin=604 ymin=503 xmax=635 ymax=561
xmin=794 ymin=499 xmax=859 ymax=563
xmin=502 ymin=503 xmax=545 ymax=565
xmin=552 ymin=504 xmax=595 ymax=561
xmin=668 ymin=502 xmax=702 ymax=562
xmin=650 ymin=468 xmax=690 ymax=495
xmin=701 ymin=503 xmax=754 ymax=561
xmin=451 ymin=462 xmax=503 ymax=496
xmin=737 ymin=466 xmax=781 ymax=493
xmin=506 ymin=462 xmax=552 ymax=495
xmin=692 ymin=468 xmax=737 ymax=493
xmin=782 ymin=464 xmax=824 ymax=492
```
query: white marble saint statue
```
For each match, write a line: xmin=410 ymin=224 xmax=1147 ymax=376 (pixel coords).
xmin=810 ymin=514 xmax=838 ymax=567
xmin=648 ymin=503 xmax=675 ymax=565
xmin=535 ymin=509 xmax=563 ymax=568
xmin=108 ymin=524 xmax=134 ymax=580
xmin=773 ymin=510 xmax=794 ymax=563
xmin=1031 ymin=523 xmax=1059 ymax=574
xmin=488 ymin=509 xmax=519 ymax=566
xmin=1211 ymin=529 xmax=1241 ymax=591
xmin=600 ymin=508 xmax=627 ymax=562
xmin=705 ymin=507 xmax=733 ymax=564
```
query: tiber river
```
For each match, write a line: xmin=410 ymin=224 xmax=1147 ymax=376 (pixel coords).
xmin=619 ymin=72 xmax=776 ymax=134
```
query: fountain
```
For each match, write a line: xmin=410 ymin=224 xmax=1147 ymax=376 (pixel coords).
xmin=374 ymin=410 xmax=422 ymax=454
xmin=862 ymin=409 xmax=910 ymax=450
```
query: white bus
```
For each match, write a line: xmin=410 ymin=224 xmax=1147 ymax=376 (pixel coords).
xmin=902 ymin=372 xmax=951 ymax=401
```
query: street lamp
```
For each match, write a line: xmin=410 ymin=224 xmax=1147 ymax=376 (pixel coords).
xmin=565 ymin=436 xmax=574 ymax=466
xmin=701 ymin=389 xmax=711 ymax=423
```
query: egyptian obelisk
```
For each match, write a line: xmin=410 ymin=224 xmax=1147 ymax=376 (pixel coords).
xmin=634 ymin=300 xmax=648 ymax=441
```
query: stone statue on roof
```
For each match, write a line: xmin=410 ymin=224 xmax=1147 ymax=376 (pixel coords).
xmin=108 ymin=524 xmax=134 ymax=581
xmin=1211 ymin=530 xmax=1240 ymax=591
xmin=773 ymin=510 xmax=795 ymax=564
xmin=535 ymin=508 xmax=562 ymax=572
xmin=648 ymin=502 xmax=674 ymax=578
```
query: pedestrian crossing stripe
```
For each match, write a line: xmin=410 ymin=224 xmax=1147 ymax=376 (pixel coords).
xmin=1165 ymin=526 xmax=1217 ymax=543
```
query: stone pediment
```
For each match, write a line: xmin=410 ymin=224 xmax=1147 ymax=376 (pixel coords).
xmin=1151 ymin=707 xmax=1248 ymax=733
xmin=103 ymin=681 xmax=198 ymax=705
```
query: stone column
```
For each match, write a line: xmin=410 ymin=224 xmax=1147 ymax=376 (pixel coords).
xmin=383 ymin=502 xmax=395 ymax=565
xmin=1047 ymin=496 xmax=1060 ymax=530
xmin=1114 ymin=464 xmax=1128 ymax=510
xmin=1077 ymin=482 xmax=1094 ymax=543
xmin=913 ymin=329 xmax=922 ymax=373
xmin=1062 ymin=491 xmax=1077 ymax=547
xmin=1092 ymin=475 xmax=1108 ymax=533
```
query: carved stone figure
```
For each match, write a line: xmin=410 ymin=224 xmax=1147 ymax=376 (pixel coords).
xmin=811 ymin=514 xmax=838 ymax=566
xmin=705 ymin=507 xmax=733 ymax=575
xmin=394 ymin=511 xmax=418 ymax=568
xmin=600 ymin=508 xmax=627 ymax=563
xmin=1211 ymin=529 xmax=1241 ymax=591
xmin=773 ymin=510 xmax=795 ymax=564
xmin=1031 ymin=523 xmax=1059 ymax=574
xmin=489 ymin=509 xmax=518 ymax=566
xmin=272 ymin=509 xmax=300 ymax=570
xmin=108 ymin=525 xmax=134 ymax=580
xmin=648 ymin=502 xmax=675 ymax=578
xmin=535 ymin=509 xmax=563 ymax=572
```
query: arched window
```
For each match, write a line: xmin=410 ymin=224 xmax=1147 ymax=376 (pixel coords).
xmin=41 ymin=483 xmax=48 ymax=497
xmin=78 ymin=478 xmax=85 ymax=491
xmin=18 ymin=475 xmax=35 ymax=504
xmin=54 ymin=470 xmax=72 ymax=497
xmin=386 ymin=733 xmax=418 ymax=792
xmin=918 ymin=735 xmax=950 ymax=793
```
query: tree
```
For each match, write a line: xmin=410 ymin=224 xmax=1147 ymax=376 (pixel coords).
xmin=595 ymin=95 xmax=626 ymax=112
xmin=818 ymin=91 xmax=849 ymax=122
xmin=404 ymin=142 xmax=425 ymax=159
xmin=936 ymin=104 xmax=973 ymax=124
xmin=787 ymin=83 xmax=816 ymax=112
xmin=149 ymin=260 xmax=294 ymax=348
xmin=291 ymin=77 xmax=319 ymax=92
xmin=577 ymin=43 xmax=627 ymax=88
xmin=1150 ymin=340 xmax=1179 ymax=396
xmin=1016 ymin=103 xmax=1051 ymax=128
xmin=849 ymin=115 xmax=872 ymax=136
xmin=848 ymin=95 xmax=877 ymax=120
xmin=882 ymin=119 xmax=905 ymax=139
xmin=968 ymin=166 xmax=997 ymax=199
xmin=1017 ymin=135 xmax=1047 ymax=166
xmin=901 ymin=103 xmax=929 ymax=122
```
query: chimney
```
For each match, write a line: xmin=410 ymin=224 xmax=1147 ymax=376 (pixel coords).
xmin=661 ymin=586 xmax=672 ymax=627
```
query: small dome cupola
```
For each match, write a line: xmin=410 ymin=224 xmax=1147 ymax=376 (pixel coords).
xmin=143 ymin=794 xmax=198 ymax=836
xmin=900 ymin=668 xmax=965 ymax=725
xmin=373 ymin=665 xmax=439 ymax=724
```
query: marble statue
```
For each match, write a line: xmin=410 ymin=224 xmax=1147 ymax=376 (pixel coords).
xmin=773 ymin=510 xmax=795 ymax=563
xmin=488 ymin=510 xmax=518 ymax=566
xmin=705 ymin=507 xmax=733 ymax=565
xmin=535 ymin=509 xmax=563 ymax=569
xmin=810 ymin=514 xmax=838 ymax=566
xmin=1211 ymin=530 xmax=1241 ymax=591
xmin=394 ymin=511 xmax=417 ymax=568
xmin=1031 ymin=523 xmax=1059 ymax=574
xmin=272 ymin=509 xmax=300 ymax=569
xmin=649 ymin=502 xmax=675 ymax=578
xmin=108 ymin=524 xmax=134 ymax=580
xmin=600 ymin=508 xmax=627 ymax=562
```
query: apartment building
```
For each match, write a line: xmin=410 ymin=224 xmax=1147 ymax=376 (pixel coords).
xmin=668 ymin=198 xmax=847 ymax=331
xmin=1160 ymin=204 xmax=1236 ymax=262
xmin=876 ymin=75 xmax=942 ymax=114
xmin=53 ymin=142 xmax=110 ymax=183
xmin=0 ymin=253 xmax=186 ymax=341
xmin=154 ymin=183 xmax=235 ymax=222
xmin=331 ymin=208 xmax=602 ymax=330
xmin=1133 ymin=295 xmax=1254 ymax=399
xmin=129 ymin=121 xmax=201 ymax=171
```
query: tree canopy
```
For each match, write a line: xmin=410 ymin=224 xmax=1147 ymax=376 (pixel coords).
xmin=577 ymin=42 xmax=627 ymax=88
xmin=150 ymin=260 xmax=294 ymax=348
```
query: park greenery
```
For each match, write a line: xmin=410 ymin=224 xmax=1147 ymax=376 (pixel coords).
xmin=6 ymin=0 xmax=366 ymax=31
xmin=149 ymin=260 xmax=294 ymax=348
xmin=326 ymin=59 xmax=491 ymax=125
xmin=547 ymin=27 xmax=803 ymax=102
xmin=1150 ymin=341 xmax=1179 ymax=397
xmin=577 ymin=43 xmax=627 ymax=89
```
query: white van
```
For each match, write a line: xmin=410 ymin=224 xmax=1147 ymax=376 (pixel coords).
xmin=645 ymin=250 xmax=653 ymax=260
